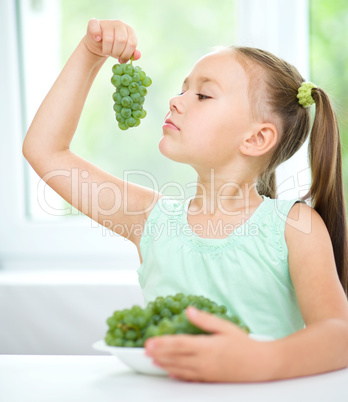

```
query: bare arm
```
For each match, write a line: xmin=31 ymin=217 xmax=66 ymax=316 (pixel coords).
xmin=269 ymin=203 xmax=348 ymax=378
xmin=23 ymin=19 xmax=161 ymax=250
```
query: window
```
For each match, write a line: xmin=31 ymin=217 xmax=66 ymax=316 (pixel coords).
xmin=0 ymin=0 xmax=310 ymax=270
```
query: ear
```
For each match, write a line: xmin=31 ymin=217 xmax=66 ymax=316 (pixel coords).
xmin=239 ymin=124 xmax=278 ymax=157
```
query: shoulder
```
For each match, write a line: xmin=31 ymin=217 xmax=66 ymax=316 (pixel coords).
xmin=144 ymin=195 xmax=186 ymax=221
xmin=285 ymin=201 xmax=335 ymax=282
xmin=144 ymin=193 xmax=165 ymax=221
xmin=285 ymin=201 xmax=328 ymax=239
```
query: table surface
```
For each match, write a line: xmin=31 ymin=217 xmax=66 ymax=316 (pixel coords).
xmin=1 ymin=355 xmax=347 ymax=402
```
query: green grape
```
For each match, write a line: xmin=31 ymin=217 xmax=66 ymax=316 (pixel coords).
xmin=131 ymin=103 xmax=141 ymax=111
xmin=125 ymin=329 xmax=138 ymax=341
xmin=105 ymin=293 xmax=250 ymax=347
xmin=116 ymin=114 xmax=125 ymax=123
xmin=174 ymin=293 xmax=185 ymax=301
xmin=135 ymin=338 xmax=144 ymax=347
xmin=132 ymin=73 xmax=140 ymax=82
xmin=151 ymin=314 xmax=161 ymax=325
xmin=121 ymin=108 xmax=132 ymax=119
xmin=132 ymin=110 xmax=142 ymax=119
xmin=113 ymin=92 xmax=122 ymax=104
xmin=138 ymin=71 xmax=146 ymax=81
xmin=111 ymin=75 xmax=122 ymax=87
xmin=121 ymin=96 xmax=133 ymax=108
xmin=130 ymin=92 xmax=141 ymax=103
xmin=118 ymin=122 xmax=128 ymax=130
xmin=121 ymin=74 xmax=132 ymax=86
xmin=113 ymin=328 xmax=123 ymax=338
xmin=125 ymin=117 xmax=137 ymax=127
xmin=111 ymin=59 xmax=152 ymax=131
xmin=160 ymin=308 xmax=172 ymax=318
xmin=107 ymin=317 xmax=117 ymax=328
xmin=142 ymin=76 xmax=152 ymax=87
xmin=170 ymin=301 xmax=181 ymax=314
xmin=119 ymin=87 xmax=130 ymax=97
xmin=124 ymin=64 xmax=134 ymax=76
xmin=128 ymin=82 xmax=139 ymax=94
xmin=124 ymin=340 xmax=135 ymax=347
xmin=112 ymin=64 xmax=124 ymax=75
xmin=139 ymin=86 xmax=147 ymax=97
xmin=114 ymin=338 xmax=124 ymax=347
xmin=113 ymin=104 xmax=122 ymax=113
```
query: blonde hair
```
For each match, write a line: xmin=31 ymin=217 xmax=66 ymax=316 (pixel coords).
xmin=231 ymin=46 xmax=348 ymax=295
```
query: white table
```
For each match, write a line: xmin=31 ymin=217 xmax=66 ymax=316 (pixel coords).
xmin=0 ymin=355 xmax=347 ymax=402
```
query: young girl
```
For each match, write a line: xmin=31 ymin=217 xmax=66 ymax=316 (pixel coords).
xmin=23 ymin=19 xmax=348 ymax=382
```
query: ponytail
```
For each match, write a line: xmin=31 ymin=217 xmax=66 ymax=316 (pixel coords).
xmin=302 ymin=88 xmax=348 ymax=295
xmin=257 ymin=170 xmax=277 ymax=199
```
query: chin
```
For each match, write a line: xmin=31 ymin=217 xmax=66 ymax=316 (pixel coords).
xmin=158 ymin=138 xmax=187 ymax=164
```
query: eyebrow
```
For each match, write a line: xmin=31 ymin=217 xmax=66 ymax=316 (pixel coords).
xmin=183 ymin=76 xmax=222 ymax=90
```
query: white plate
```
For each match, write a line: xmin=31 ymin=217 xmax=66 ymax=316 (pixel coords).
xmin=92 ymin=333 xmax=273 ymax=376
xmin=92 ymin=340 xmax=167 ymax=375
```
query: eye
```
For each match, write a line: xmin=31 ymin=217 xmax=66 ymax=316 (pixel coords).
xmin=196 ymin=93 xmax=212 ymax=100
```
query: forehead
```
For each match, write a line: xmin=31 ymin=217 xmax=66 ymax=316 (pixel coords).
xmin=187 ymin=50 xmax=250 ymax=91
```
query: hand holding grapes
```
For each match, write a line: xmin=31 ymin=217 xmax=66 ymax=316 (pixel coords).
xmin=145 ymin=306 xmax=272 ymax=382
xmin=83 ymin=18 xmax=141 ymax=62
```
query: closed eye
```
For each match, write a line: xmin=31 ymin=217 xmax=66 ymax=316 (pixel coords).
xmin=196 ymin=93 xmax=212 ymax=100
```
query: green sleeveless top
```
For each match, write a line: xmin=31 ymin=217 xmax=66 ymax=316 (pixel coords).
xmin=137 ymin=195 xmax=306 ymax=338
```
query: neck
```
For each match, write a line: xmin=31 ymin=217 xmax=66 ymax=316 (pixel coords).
xmin=189 ymin=168 xmax=263 ymax=216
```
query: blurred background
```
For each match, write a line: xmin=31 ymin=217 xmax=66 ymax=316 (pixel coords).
xmin=0 ymin=0 xmax=347 ymax=354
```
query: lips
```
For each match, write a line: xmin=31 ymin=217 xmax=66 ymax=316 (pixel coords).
xmin=163 ymin=118 xmax=179 ymax=130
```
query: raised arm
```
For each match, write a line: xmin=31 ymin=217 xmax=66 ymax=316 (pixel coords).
xmin=22 ymin=19 xmax=161 ymax=256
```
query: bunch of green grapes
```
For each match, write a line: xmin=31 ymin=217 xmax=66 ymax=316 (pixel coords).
xmin=111 ymin=60 xmax=152 ymax=131
xmin=105 ymin=293 xmax=249 ymax=347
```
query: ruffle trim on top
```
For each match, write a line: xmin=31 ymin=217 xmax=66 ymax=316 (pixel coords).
xmin=177 ymin=195 xmax=269 ymax=253
xmin=140 ymin=195 xmax=304 ymax=257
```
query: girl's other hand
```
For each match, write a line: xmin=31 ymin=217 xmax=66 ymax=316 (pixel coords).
xmin=144 ymin=306 xmax=274 ymax=382
xmin=83 ymin=18 xmax=141 ymax=63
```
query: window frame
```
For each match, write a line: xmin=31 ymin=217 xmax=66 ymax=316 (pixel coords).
xmin=0 ymin=0 xmax=310 ymax=270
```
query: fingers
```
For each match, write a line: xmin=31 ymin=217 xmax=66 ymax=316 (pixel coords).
xmin=99 ymin=20 xmax=138 ymax=62
xmin=164 ymin=365 xmax=206 ymax=382
xmin=114 ymin=25 xmax=138 ymax=63
xmin=185 ymin=306 xmax=236 ymax=334
xmin=133 ymin=49 xmax=141 ymax=61
xmin=87 ymin=18 xmax=102 ymax=42
xmin=145 ymin=334 xmax=199 ymax=357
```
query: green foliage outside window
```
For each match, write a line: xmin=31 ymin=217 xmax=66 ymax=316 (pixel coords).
xmin=310 ymin=0 xmax=348 ymax=210
xmin=60 ymin=0 xmax=236 ymax=202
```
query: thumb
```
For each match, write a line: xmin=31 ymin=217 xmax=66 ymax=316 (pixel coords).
xmin=133 ymin=49 xmax=141 ymax=61
xmin=87 ymin=18 xmax=102 ymax=42
xmin=186 ymin=306 xmax=233 ymax=334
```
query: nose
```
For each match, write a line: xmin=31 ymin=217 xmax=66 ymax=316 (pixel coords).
xmin=169 ymin=94 xmax=184 ymax=113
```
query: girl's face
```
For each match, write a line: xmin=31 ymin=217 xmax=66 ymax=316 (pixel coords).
xmin=159 ymin=50 xmax=258 ymax=170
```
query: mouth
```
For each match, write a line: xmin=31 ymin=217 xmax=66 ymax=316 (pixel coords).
xmin=163 ymin=118 xmax=180 ymax=131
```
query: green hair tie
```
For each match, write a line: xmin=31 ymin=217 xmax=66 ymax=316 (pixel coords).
xmin=297 ymin=82 xmax=317 ymax=108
